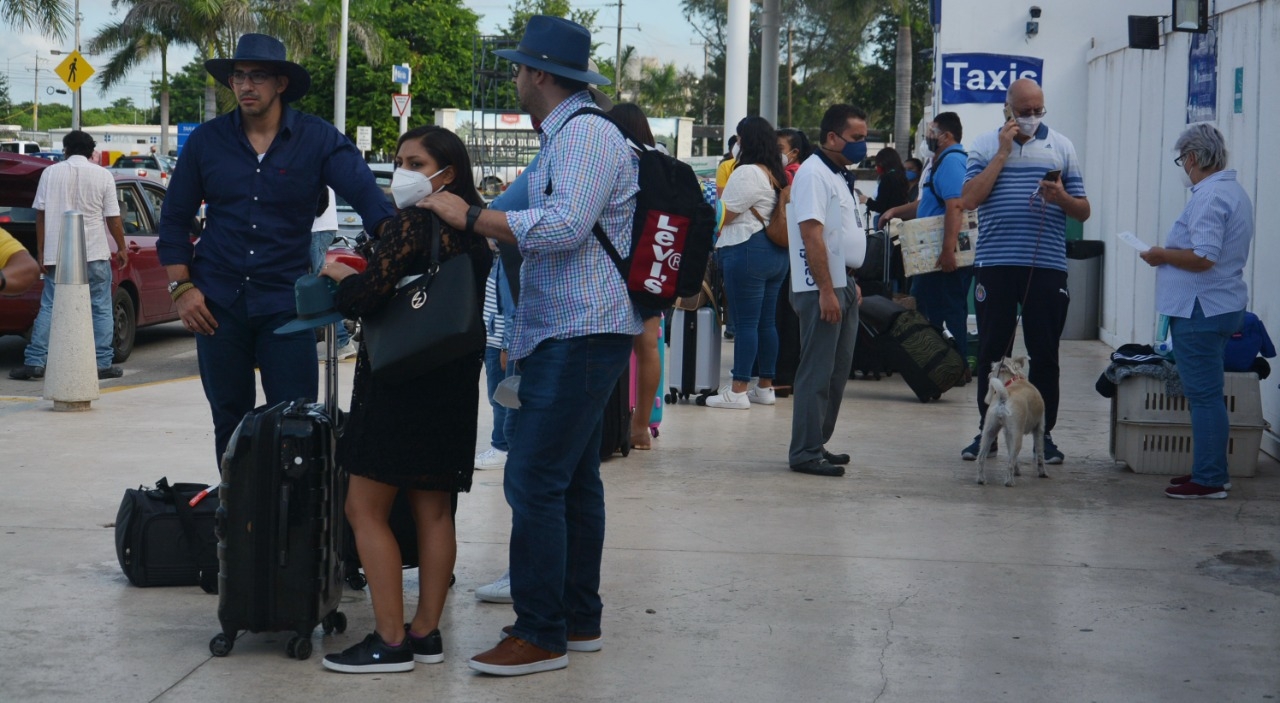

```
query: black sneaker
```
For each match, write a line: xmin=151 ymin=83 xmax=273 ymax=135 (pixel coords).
xmin=961 ymin=433 xmax=997 ymax=461
xmin=322 ymin=632 xmax=414 ymax=674
xmin=404 ymin=625 xmax=444 ymax=664
xmin=97 ymin=366 xmax=124 ymax=379
xmin=9 ymin=365 xmax=44 ymax=380
xmin=822 ymin=450 xmax=851 ymax=466
xmin=1042 ymin=432 xmax=1064 ymax=465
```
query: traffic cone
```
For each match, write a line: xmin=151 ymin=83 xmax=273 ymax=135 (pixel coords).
xmin=44 ymin=210 xmax=100 ymax=411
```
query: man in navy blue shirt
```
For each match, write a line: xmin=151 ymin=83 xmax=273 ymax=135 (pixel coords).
xmin=158 ymin=34 xmax=395 ymax=465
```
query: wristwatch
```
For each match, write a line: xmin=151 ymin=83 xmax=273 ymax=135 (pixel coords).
xmin=167 ymin=279 xmax=191 ymax=294
xmin=465 ymin=205 xmax=483 ymax=234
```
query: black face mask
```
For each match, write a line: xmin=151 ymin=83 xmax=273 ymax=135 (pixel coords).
xmin=925 ymin=136 xmax=941 ymax=154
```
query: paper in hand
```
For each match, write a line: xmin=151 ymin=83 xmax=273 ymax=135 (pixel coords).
xmin=1116 ymin=231 xmax=1150 ymax=253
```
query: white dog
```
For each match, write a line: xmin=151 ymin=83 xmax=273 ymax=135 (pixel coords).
xmin=976 ymin=356 xmax=1047 ymax=487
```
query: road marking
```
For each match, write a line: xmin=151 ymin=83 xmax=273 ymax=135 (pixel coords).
xmin=100 ymin=375 xmax=201 ymax=394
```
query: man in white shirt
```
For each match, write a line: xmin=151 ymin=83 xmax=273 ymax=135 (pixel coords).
xmin=309 ymin=186 xmax=354 ymax=358
xmin=10 ymin=130 xmax=127 ymax=381
xmin=786 ymin=104 xmax=868 ymax=477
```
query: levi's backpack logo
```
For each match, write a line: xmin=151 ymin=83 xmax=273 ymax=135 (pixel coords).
xmin=551 ymin=108 xmax=716 ymax=309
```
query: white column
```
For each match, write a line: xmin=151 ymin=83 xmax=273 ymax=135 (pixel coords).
xmin=758 ymin=0 xmax=780 ymax=125
xmin=334 ymin=0 xmax=350 ymax=133
xmin=723 ymin=0 xmax=750 ymax=150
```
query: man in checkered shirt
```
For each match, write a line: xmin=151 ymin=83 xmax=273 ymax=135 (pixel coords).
xmin=419 ymin=15 xmax=640 ymax=677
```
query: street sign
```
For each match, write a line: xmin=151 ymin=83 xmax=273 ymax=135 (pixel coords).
xmin=392 ymin=94 xmax=412 ymax=118
xmin=54 ymin=50 xmax=95 ymax=92
xmin=355 ymin=126 xmax=372 ymax=151
xmin=392 ymin=64 xmax=411 ymax=86
xmin=176 ymin=123 xmax=199 ymax=154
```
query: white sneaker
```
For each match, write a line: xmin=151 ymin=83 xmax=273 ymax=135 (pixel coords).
xmin=475 ymin=571 xmax=513 ymax=603
xmin=747 ymin=386 xmax=776 ymax=405
xmin=335 ymin=341 xmax=358 ymax=360
xmin=474 ymin=447 xmax=508 ymax=470
xmin=704 ymin=387 xmax=750 ymax=409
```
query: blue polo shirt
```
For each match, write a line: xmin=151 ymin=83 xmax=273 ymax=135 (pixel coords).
xmin=964 ymin=123 xmax=1086 ymax=272
xmin=158 ymin=105 xmax=395 ymax=317
xmin=918 ymin=144 xmax=966 ymax=219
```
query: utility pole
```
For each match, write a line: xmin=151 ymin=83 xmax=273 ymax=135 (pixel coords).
xmin=334 ymin=0 xmax=349 ymax=133
xmin=786 ymin=24 xmax=793 ymax=128
xmin=614 ymin=0 xmax=622 ymax=98
xmin=72 ymin=0 xmax=81 ymax=130
xmin=691 ymin=39 xmax=708 ymax=156
xmin=33 ymin=53 xmax=42 ymax=133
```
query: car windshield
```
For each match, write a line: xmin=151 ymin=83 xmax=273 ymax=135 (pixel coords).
xmin=115 ymin=156 xmax=159 ymax=169
xmin=0 ymin=206 xmax=37 ymax=223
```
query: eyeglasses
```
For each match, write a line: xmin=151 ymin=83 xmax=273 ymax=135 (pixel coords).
xmin=509 ymin=63 xmax=522 ymax=79
xmin=230 ymin=70 xmax=275 ymax=85
xmin=1174 ymin=154 xmax=1187 ymax=167
xmin=1011 ymin=108 xmax=1047 ymax=118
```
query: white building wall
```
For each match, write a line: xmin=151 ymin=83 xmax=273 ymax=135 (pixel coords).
xmin=942 ymin=0 xmax=1279 ymax=457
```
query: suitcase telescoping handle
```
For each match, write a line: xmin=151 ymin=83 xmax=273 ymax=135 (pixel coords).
xmin=324 ymin=324 xmax=339 ymax=420
xmin=277 ymin=481 xmax=291 ymax=568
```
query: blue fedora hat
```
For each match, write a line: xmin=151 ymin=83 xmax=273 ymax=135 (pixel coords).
xmin=276 ymin=275 xmax=345 ymax=335
xmin=494 ymin=15 xmax=611 ymax=86
xmin=206 ymin=33 xmax=311 ymax=103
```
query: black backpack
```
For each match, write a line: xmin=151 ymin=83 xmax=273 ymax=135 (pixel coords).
xmin=559 ymin=108 xmax=716 ymax=310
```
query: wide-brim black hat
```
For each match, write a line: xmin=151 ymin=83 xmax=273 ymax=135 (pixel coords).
xmin=494 ymin=15 xmax=611 ymax=86
xmin=206 ymin=33 xmax=311 ymax=103
xmin=276 ymin=275 xmax=345 ymax=335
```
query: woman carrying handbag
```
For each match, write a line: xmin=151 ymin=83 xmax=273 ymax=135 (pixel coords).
xmin=317 ymin=126 xmax=492 ymax=673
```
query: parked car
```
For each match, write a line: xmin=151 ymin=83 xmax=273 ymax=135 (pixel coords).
xmin=110 ymin=154 xmax=173 ymax=185
xmin=334 ymin=163 xmax=394 ymax=240
xmin=31 ymin=151 xmax=64 ymax=163
xmin=1 ymin=140 xmax=43 ymax=155
xmin=0 ymin=152 xmax=200 ymax=362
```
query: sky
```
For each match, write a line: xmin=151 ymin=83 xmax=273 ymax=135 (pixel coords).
xmin=1 ymin=0 xmax=704 ymax=115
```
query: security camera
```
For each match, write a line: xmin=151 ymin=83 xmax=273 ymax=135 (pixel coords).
xmin=1029 ymin=6 xmax=1042 ymax=18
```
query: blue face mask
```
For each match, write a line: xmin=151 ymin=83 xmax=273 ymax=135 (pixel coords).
xmin=906 ymin=170 xmax=919 ymax=181
xmin=840 ymin=138 xmax=867 ymax=165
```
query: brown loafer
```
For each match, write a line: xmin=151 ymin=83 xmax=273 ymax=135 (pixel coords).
xmin=468 ymin=635 xmax=567 ymax=676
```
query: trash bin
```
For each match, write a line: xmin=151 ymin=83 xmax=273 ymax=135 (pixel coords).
xmin=1063 ymin=239 xmax=1104 ymax=340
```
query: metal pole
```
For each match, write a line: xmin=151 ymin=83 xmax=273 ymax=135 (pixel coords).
xmin=72 ymin=0 xmax=80 ymax=130
xmin=787 ymin=24 xmax=793 ymax=128
xmin=614 ymin=0 xmax=623 ymax=98
xmin=334 ymin=0 xmax=349 ymax=133
xmin=759 ymin=0 xmax=780 ymax=125
xmin=33 ymin=53 xmax=39 ymax=133
xmin=724 ymin=0 xmax=749 ymax=150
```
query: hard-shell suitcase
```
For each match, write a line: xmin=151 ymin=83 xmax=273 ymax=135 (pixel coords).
xmin=209 ymin=332 xmax=346 ymax=661
xmin=668 ymin=306 xmax=721 ymax=403
xmin=600 ymin=365 xmax=633 ymax=460
xmin=853 ymin=226 xmax=899 ymax=380
xmin=630 ymin=312 xmax=665 ymax=436
xmin=859 ymin=295 xmax=965 ymax=403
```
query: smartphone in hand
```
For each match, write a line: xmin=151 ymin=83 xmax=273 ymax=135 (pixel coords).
xmin=1003 ymin=105 xmax=1015 ymax=122
xmin=1042 ymin=169 xmax=1062 ymax=182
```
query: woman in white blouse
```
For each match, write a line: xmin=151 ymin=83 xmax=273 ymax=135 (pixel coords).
xmin=705 ymin=116 xmax=790 ymax=409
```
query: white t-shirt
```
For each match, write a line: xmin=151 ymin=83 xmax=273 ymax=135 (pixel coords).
xmin=787 ymin=154 xmax=864 ymax=293
xmin=717 ymin=163 xmax=778 ymax=249
xmin=312 ymin=186 xmax=338 ymax=232
xmin=32 ymin=155 xmax=120 ymax=265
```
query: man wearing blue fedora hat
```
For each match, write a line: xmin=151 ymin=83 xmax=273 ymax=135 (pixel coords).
xmin=157 ymin=33 xmax=396 ymax=467
xmin=420 ymin=15 xmax=640 ymax=677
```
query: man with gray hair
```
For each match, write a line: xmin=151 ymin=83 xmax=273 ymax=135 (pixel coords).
xmin=960 ymin=77 xmax=1090 ymax=464
xmin=1141 ymin=123 xmax=1253 ymax=499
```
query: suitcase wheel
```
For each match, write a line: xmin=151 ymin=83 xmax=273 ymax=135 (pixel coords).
xmin=346 ymin=571 xmax=368 ymax=590
xmin=321 ymin=611 xmax=348 ymax=635
xmin=209 ymin=632 xmax=233 ymax=657
xmin=287 ymin=635 xmax=313 ymax=660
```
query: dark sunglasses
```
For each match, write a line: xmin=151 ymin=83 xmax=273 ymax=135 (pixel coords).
xmin=230 ymin=70 xmax=275 ymax=85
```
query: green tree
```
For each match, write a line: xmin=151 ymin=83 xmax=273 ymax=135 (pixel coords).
xmin=636 ymin=62 xmax=686 ymax=118
xmin=502 ymin=0 xmax=598 ymax=37
xmin=1 ymin=0 xmax=70 ymax=40
xmin=0 ymin=74 xmax=11 ymax=116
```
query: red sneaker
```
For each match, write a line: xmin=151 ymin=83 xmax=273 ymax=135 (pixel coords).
xmin=1169 ymin=474 xmax=1231 ymax=490
xmin=1165 ymin=481 xmax=1228 ymax=499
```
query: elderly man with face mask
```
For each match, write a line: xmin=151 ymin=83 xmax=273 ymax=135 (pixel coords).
xmin=959 ymin=77 xmax=1091 ymax=465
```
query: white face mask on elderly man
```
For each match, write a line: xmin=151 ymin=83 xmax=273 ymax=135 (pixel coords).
xmin=390 ymin=167 xmax=446 ymax=208
xmin=1016 ymin=115 xmax=1043 ymax=138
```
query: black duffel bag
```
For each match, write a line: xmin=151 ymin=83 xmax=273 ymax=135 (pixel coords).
xmin=115 ymin=477 xmax=218 ymax=592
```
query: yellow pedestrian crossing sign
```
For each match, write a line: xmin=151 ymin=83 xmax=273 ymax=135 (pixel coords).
xmin=55 ymin=50 xmax=94 ymax=92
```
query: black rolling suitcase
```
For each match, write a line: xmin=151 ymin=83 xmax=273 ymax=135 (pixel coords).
xmin=852 ymin=223 xmax=898 ymax=380
xmin=209 ymin=332 xmax=347 ymax=661
xmin=600 ymin=367 xmax=633 ymax=460
xmin=859 ymin=294 xmax=966 ymax=402
xmin=340 ymin=490 xmax=460 ymax=590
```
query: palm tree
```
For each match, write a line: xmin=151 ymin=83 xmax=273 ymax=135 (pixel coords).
xmin=889 ymin=0 xmax=912 ymax=156
xmin=637 ymin=63 xmax=685 ymax=118
xmin=87 ymin=4 xmax=186 ymax=154
xmin=1 ymin=0 xmax=70 ymax=40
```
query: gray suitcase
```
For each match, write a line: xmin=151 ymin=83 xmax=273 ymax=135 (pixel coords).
xmin=667 ymin=306 xmax=721 ymax=403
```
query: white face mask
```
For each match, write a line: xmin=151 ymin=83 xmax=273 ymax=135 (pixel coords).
xmin=1016 ymin=115 xmax=1043 ymax=138
xmin=731 ymin=143 xmax=741 ymax=159
xmin=1179 ymin=163 xmax=1194 ymax=189
xmin=391 ymin=167 xmax=446 ymax=208
xmin=781 ymin=152 xmax=792 ymax=166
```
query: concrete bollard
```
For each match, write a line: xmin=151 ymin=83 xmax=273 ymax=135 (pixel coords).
xmin=44 ymin=210 xmax=100 ymax=412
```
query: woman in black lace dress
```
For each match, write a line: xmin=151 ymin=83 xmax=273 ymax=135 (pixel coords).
xmin=317 ymin=126 xmax=491 ymax=673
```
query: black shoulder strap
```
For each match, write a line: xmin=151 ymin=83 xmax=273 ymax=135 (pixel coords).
xmin=925 ymin=148 xmax=966 ymax=204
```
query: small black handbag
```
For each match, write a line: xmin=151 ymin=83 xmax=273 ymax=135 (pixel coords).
xmin=361 ymin=215 xmax=486 ymax=382
xmin=115 ymin=477 xmax=218 ymax=591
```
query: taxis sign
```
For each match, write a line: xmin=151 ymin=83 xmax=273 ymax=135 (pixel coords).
xmin=55 ymin=50 xmax=95 ymax=92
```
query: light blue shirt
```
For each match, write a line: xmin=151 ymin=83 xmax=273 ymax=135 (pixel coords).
xmin=918 ymin=145 xmax=966 ymax=219
xmin=1154 ymin=169 xmax=1253 ymax=318
xmin=503 ymin=92 xmax=642 ymax=360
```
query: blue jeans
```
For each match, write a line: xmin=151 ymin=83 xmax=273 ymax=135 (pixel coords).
xmin=505 ymin=334 xmax=632 ymax=653
xmin=911 ymin=266 xmax=974 ymax=361
xmin=484 ymin=345 xmax=510 ymax=451
xmin=309 ymin=230 xmax=350 ymax=347
xmin=197 ymin=294 xmax=320 ymax=466
xmin=26 ymin=260 xmax=115 ymax=369
xmin=718 ymin=230 xmax=789 ymax=382
xmin=1168 ymin=301 xmax=1244 ymax=487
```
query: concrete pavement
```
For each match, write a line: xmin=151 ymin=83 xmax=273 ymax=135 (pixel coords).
xmin=0 ymin=338 xmax=1276 ymax=702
